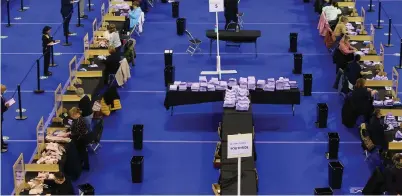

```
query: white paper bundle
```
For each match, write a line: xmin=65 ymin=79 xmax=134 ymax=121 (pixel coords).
xmin=239 ymin=77 xmax=248 ymax=85
xmin=199 ymin=76 xmax=207 ymax=83
xmin=247 ymin=76 xmax=256 ymax=90
xmin=169 ymin=85 xmax=178 ymax=91
xmin=237 ymin=88 xmax=249 ymax=97
xmin=289 ymin=81 xmax=297 ymax=88
xmin=236 ymin=102 xmax=249 ymax=111
xmin=216 ymin=81 xmax=227 ymax=90
xmin=191 ymin=83 xmax=200 ymax=91
xmin=207 ymin=84 xmax=216 ymax=91
xmin=256 ymin=80 xmax=266 ymax=89
xmin=173 ymin=81 xmax=181 ymax=85
xmin=209 ymin=77 xmax=219 ymax=85
xmin=263 ymin=84 xmax=275 ymax=91
xmin=228 ymin=78 xmax=237 ymax=87
xmin=178 ymin=82 xmax=187 ymax=91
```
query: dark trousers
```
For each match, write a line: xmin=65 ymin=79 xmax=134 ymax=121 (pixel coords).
xmin=76 ymin=138 xmax=89 ymax=169
xmin=140 ymin=0 xmax=148 ymax=12
xmin=62 ymin=13 xmax=72 ymax=36
xmin=224 ymin=13 xmax=237 ymax=29
xmin=43 ymin=48 xmax=50 ymax=75
xmin=1 ymin=120 xmax=4 ymax=148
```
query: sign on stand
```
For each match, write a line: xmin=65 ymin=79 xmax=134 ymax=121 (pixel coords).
xmin=209 ymin=0 xmax=224 ymax=12
xmin=227 ymin=133 xmax=253 ymax=196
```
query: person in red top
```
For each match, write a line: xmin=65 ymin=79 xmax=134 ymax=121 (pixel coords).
xmin=339 ymin=35 xmax=357 ymax=55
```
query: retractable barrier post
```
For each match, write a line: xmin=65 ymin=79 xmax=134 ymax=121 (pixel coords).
xmin=6 ymin=0 xmax=11 ymax=27
xmin=15 ymin=85 xmax=27 ymax=120
xmin=368 ymin=0 xmax=374 ymax=12
xmin=375 ymin=1 xmax=383 ymax=29
xmin=50 ymin=46 xmax=57 ymax=66
xmin=34 ymin=59 xmax=44 ymax=94
xmin=395 ymin=38 xmax=402 ymax=69
xmin=77 ymin=1 xmax=83 ymax=27
xmin=385 ymin=18 xmax=393 ymax=47
xmin=88 ymin=0 xmax=93 ymax=11
xmin=18 ymin=0 xmax=26 ymax=12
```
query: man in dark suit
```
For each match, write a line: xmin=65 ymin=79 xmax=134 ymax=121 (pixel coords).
xmin=61 ymin=0 xmax=74 ymax=36
xmin=1 ymin=85 xmax=10 ymax=153
xmin=224 ymin=0 xmax=238 ymax=29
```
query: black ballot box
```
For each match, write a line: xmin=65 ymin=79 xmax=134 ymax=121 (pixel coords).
xmin=172 ymin=1 xmax=179 ymax=18
xmin=289 ymin=32 xmax=298 ymax=53
xmin=133 ymin=124 xmax=144 ymax=150
xmin=131 ymin=156 xmax=144 ymax=183
xmin=316 ymin=103 xmax=328 ymax=128
xmin=78 ymin=183 xmax=95 ymax=195
xmin=164 ymin=65 xmax=175 ymax=87
xmin=164 ymin=49 xmax=173 ymax=67
xmin=293 ymin=53 xmax=302 ymax=74
xmin=327 ymin=132 xmax=339 ymax=159
xmin=314 ymin=187 xmax=333 ymax=195
xmin=176 ymin=18 xmax=186 ymax=35
xmin=303 ymin=74 xmax=312 ymax=96
xmin=328 ymin=161 xmax=344 ymax=189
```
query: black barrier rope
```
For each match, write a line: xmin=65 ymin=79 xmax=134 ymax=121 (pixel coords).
xmin=6 ymin=0 xmax=11 ymax=27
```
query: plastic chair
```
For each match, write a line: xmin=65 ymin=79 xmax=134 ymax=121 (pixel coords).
xmin=185 ymin=30 xmax=202 ymax=56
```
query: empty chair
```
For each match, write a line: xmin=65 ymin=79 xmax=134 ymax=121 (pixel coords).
xmin=185 ymin=30 xmax=202 ymax=56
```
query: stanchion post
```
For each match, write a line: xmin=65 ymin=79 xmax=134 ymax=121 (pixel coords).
xmin=33 ymin=59 xmax=44 ymax=94
xmin=18 ymin=0 xmax=26 ymax=12
xmin=62 ymin=34 xmax=72 ymax=46
xmin=368 ymin=0 xmax=374 ymax=12
xmin=15 ymin=85 xmax=27 ymax=120
xmin=395 ymin=38 xmax=402 ymax=69
xmin=385 ymin=18 xmax=393 ymax=47
xmin=375 ymin=1 xmax=383 ymax=29
xmin=50 ymin=45 xmax=57 ymax=66
xmin=76 ymin=1 xmax=83 ymax=27
xmin=88 ymin=0 xmax=93 ymax=11
xmin=6 ymin=0 xmax=11 ymax=27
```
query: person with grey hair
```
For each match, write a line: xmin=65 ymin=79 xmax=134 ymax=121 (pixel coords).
xmin=76 ymin=88 xmax=93 ymax=131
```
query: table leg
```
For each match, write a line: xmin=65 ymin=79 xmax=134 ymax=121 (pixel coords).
xmin=255 ymin=41 xmax=258 ymax=58
xmin=292 ymin=104 xmax=295 ymax=116
xmin=170 ymin=107 xmax=174 ymax=116
xmin=210 ymin=39 xmax=212 ymax=56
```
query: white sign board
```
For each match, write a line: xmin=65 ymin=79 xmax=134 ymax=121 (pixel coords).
xmin=227 ymin=133 xmax=253 ymax=159
xmin=209 ymin=0 xmax=224 ymax=12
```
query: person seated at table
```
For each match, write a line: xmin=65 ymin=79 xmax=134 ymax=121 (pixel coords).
xmin=128 ymin=2 xmax=142 ymax=30
xmin=108 ymin=24 xmax=122 ymax=53
xmin=367 ymin=109 xmax=386 ymax=149
xmin=68 ymin=107 xmax=90 ymax=170
xmin=351 ymin=78 xmax=377 ymax=122
xmin=76 ymin=88 xmax=93 ymax=131
xmin=104 ymin=47 xmax=121 ymax=85
xmin=336 ymin=35 xmax=357 ymax=70
xmin=345 ymin=54 xmax=371 ymax=85
xmin=134 ymin=0 xmax=148 ymax=13
xmin=224 ymin=0 xmax=238 ymax=29
xmin=49 ymin=172 xmax=75 ymax=195
xmin=322 ymin=1 xmax=341 ymax=27
xmin=384 ymin=154 xmax=402 ymax=195
xmin=334 ymin=16 xmax=349 ymax=38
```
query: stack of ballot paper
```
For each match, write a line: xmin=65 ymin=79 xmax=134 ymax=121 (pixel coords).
xmin=200 ymin=82 xmax=207 ymax=92
xmin=385 ymin=113 xmax=399 ymax=128
xmin=239 ymin=77 xmax=247 ymax=89
xmin=209 ymin=77 xmax=219 ymax=86
xmin=216 ymin=81 xmax=227 ymax=90
xmin=191 ymin=83 xmax=200 ymax=91
xmin=264 ymin=78 xmax=275 ymax=91
xmin=395 ymin=131 xmax=402 ymax=139
xmin=289 ymin=81 xmax=297 ymax=88
xmin=174 ymin=81 xmax=181 ymax=85
xmin=371 ymin=75 xmax=388 ymax=80
xmin=256 ymin=80 xmax=266 ymax=89
xmin=384 ymin=99 xmax=394 ymax=106
xmin=207 ymin=84 xmax=215 ymax=91
xmin=199 ymin=76 xmax=207 ymax=83
xmin=223 ymin=89 xmax=236 ymax=108
xmin=235 ymin=88 xmax=250 ymax=111
xmin=169 ymin=85 xmax=178 ymax=91
xmin=373 ymin=100 xmax=383 ymax=106
xmin=228 ymin=78 xmax=237 ymax=87
xmin=178 ymin=82 xmax=187 ymax=91
xmin=247 ymin=76 xmax=256 ymax=90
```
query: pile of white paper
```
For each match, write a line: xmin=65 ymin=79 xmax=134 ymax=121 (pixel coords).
xmin=169 ymin=84 xmax=178 ymax=91
xmin=228 ymin=78 xmax=237 ymax=87
xmin=191 ymin=83 xmax=200 ymax=91
xmin=209 ymin=77 xmax=219 ymax=86
xmin=239 ymin=77 xmax=248 ymax=89
xmin=247 ymin=76 xmax=256 ymax=90
xmin=216 ymin=81 xmax=227 ymax=91
xmin=178 ymin=82 xmax=187 ymax=91
xmin=264 ymin=78 xmax=275 ymax=91
xmin=223 ymin=89 xmax=236 ymax=107
xmin=276 ymin=77 xmax=290 ymax=90
xmin=207 ymin=84 xmax=215 ymax=91
xmin=200 ymin=82 xmax=207 ymax=92
xmin=236 ymin=88 xmax=250 ymax=111
xmin=289 ymin=81 xmax=298 ymax=88
xmin=256 ymin=80 xmax=266 ymax=89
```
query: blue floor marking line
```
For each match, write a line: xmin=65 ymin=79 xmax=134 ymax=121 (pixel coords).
xmin=6 ymin=139 xmax=361 ymax=144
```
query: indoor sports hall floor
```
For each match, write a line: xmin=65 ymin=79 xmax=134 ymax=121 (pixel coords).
xmin=1 ymin=0 xmax=402 ymax=194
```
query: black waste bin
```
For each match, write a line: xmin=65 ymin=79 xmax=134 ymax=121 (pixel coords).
xmin=293 ymin=53 xmax=302 ymax=74
xmin=131 ymin=156 xmax=144 ymax=183
xmin=133 ymin=124 xmax=144 ymax=150
xmin=316 ymin=103 xmax=328 ymax=128
xmin=314 ymin=187 xmax=333 ymax=195
xmin=303 ymin=74 xmax=312 ymax=96
xmin=78 ymin=183 xmax=95 ymax=195
xmin=327 ymin=132 xmax=339 ymax=159
xmin=164 ymin=65 xmax=175 ymax=87
xmin=172 ymin=1 xmax=179 ymax=18
xmin=328 ymin=161 xmax=344 ymax=189
xmin=164 ymin=49 xmax=173 ymax=66
xmin=176 ymin=18 xmax=186 ymax=36
xmin=289 ymin=33 xmax=298 ymax=53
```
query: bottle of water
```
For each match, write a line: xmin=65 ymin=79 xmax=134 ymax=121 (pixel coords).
xmin=235 ymin=24 xmax=239 ymax=32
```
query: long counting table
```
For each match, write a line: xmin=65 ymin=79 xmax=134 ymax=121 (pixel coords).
xmin=164 ymin=88 xmax=301 ymax=115
xmin=206 ymin=30 xmax=261 ymax=57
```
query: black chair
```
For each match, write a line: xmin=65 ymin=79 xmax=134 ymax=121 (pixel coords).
xmin=184 ymin=30 xmax=202 ymax=56
xmin=88 ymin=119 xmax=104 ymax=154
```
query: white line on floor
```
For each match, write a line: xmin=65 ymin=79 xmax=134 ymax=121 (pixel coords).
xmin=6 ymin=139 xmax=360 ymax=144
xmin=0 ymin=52 xmax=400 ymax=56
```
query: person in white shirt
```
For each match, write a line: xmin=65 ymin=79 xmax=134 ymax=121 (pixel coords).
xmin=322 ymin=2 xmax=341 ymax=23
xmin=107 ymin=24 xmax=122 ymax=53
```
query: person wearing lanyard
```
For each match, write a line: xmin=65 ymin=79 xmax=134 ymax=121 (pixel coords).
xmin=42 ymin=26 xmax=60 ymax=77
xmin=108 ymin=24 xmax=122 ymax=53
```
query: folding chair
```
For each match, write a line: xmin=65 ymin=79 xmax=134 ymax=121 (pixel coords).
xmin=185 ymin=30 xmax=202 ymax=56
xmin=225 ymin=22 xmax=241 ymax=48
xmin=88 ymin=119 xmax=104 ymax=154
xmin=237 ymin=12 xmax=244 ymax=28
xmin=148 ymin=0 xmax=154 ymax=7
xmin=359 ymin=123 xmax=376 ymax=161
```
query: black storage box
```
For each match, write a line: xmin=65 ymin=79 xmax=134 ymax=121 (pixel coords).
xmin=176 ymin=18 xmax=186 ymax=35
xmin=328 ymin=161 xmax=344 ymax=189
xmin=131 ymin=156 xmax=144 ymax=183
xmin=327 ymin=132 xmax=339 ymax=159
xmin=303 ymin=74 xmax=312 ymax=96
xmin=164 ymin=50 xmax=173 ymax=67
xmin=293 ymin=53 xmax=302 ymax=74
xmin=314 ymin=187 xmax=333 ymax=195
xmin=316 ymin=103 xmax=328 ymax=128
xmin=172 ymin=2 xmax=179 ymax=18
xmin=133 ymin=124 xmax=144 ymax=150
xmin=164 ymin=65 xmax=175 ymax=87
xmin=289 ymin=33 xmax=298 ymax=53
xmin=78 ymin=183 xmax=95 ymax=195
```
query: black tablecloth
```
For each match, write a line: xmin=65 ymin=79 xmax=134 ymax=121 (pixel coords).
xmin=164 ymin=88 xmax=301 ymax=110
xmin=206 ymin=30 xmax=261 ymax=42
xmin=219 ymin=142 xmax=256 ymax=171
xmin=221 ymin=107 xmax=253 ymax=140
xmin=219 ymin=170 xmax=258 ymax=195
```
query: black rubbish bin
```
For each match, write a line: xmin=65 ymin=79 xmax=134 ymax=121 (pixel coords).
xmin=314 ymin=187 xmax=333 ymax=195
xmin=176 ymin=18 xmax=186 ymax=35
xmin=164 ymin=49 xmax=173 ymax=66
xmin=328 ymin=161 xmax=344 ymax=189
xmin=327 ymin=132 xmax=339 ymax=159
xmin=131 ymin=156 xmax=144 ymax=183
xmin=303 ymin=74 xmax=312 ymax=96
xmin=172 ymin=1 xmax=179 ymax=18
xmin=316 ymin=103 xmax=328 ymax=128
xmin=133 ymin=124 xmax=144 ymax=150
xmin=164 ymin=65 xmax=175 ymax=87
xmin=293 ymin=53 xmax=302 ymax=74
xmin=78 ymin=183 xmax=95 ymax=195
xmin=289 ymin=33 xmax=298 ymax=53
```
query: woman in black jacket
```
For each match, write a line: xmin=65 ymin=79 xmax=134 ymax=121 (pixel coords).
xmin=69 ymin=107 xmax=90 ymax=170
xmin=367 ymin=109 xmax=386 ymax=149
xmin=103 ymin=47 xmax=121 ymax=85
xmin=42 ymin=26 xmax=59 ymax=76
xmin=49 ymin=172 xmax=75 ymax=195
xmin=351 ymin=78 xmax=377 ymax=122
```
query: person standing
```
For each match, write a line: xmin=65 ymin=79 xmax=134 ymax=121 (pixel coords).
xmin=42 ymin=26 xmax=60 ymax=77
xmin=224 ymin=0 xmax=238 ymax=29
xmin=76 ymin=88 xmax=93 ymax=131
xmin=79 ymin=0 xmax=88 ymax=19
xmin=107 ymin=24 xmax=122 ymax=53
xmin=1 ymin=85 xmax=10 ymax=153
xmin=61 ymin=0 xmax=74 ymax=37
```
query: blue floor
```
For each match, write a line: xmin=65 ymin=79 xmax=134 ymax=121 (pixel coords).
xmin=1 ymin=0 xmax=402 ymax=194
